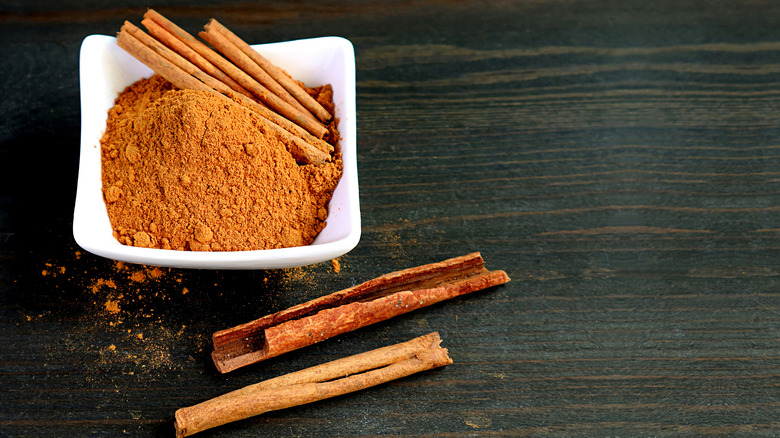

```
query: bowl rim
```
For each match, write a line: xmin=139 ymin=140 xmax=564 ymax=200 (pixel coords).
xmin=72 ymin=34 xmax=360 ymax=269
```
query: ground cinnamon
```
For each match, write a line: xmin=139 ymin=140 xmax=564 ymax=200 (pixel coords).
xmin=100 ymin=75 xmax=342 ymax=251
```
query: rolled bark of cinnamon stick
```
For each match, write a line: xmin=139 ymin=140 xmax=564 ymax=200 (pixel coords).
xmin=140 ymin=10 xmax=334 ymax=155
xmin=121 ymin=21 xmax=237 ymax=97
xmin=199 ymin=26 xmax=329 ymax=139
xmin=117 ymin=23 xmax=212 ymax=93
xmin=116 ymin=22 xmax=331 ymax=165
xmin=175 ymin=332 xmax=452 ymax=437
xmin=141 ymin=16 xmax=252 ymax=98
xmin=143 ymin=8 xmax=259 ymax=102
xmin=206 ymin=18 xmax=333 ymax=124
xmin=200 ymin=19 xmax=318 ymax=120
xmin=211 ymin=252 xmax=510 ymax=373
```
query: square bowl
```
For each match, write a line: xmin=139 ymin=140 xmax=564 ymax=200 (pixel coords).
xmin=73 ymin=34 xmax=360 ymax=269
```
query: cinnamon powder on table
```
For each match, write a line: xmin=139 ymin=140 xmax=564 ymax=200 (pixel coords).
xmin=100 ymin=75 xmax=342 ymax=251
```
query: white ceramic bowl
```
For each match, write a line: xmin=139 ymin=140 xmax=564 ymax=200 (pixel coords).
xmin=73 ymin=35 xmax=360 ymax=269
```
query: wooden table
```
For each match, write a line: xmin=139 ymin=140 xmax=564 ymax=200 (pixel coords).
xmin=1 ymin=1 xmax=778 ymax=436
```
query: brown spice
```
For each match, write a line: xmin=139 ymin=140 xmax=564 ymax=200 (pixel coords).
xmin=211 ymin=253 xmax=510 ymax=373
xmin=90 ymin=278 xmax=117 ymax=293
xmin=100 ymin=75 xmax=342 ymax=251
xmin=35 ymin=252 xmax=190 ymax=375
xmin=116 ymin=21 xmax=333 ymax=165
xmin=175 ymin=333 xmax=452 ymax=437
xmin=104 ymin=299 xmax=121 ymax=314
xmin=331 ymin=258 xmax=341 ymax=273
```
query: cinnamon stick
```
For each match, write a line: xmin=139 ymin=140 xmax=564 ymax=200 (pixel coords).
xmin=206 ymin=18 xmax=333 ymax=124
xmin=212 ymin=252 xmax=510 ymax=373
xmin=200 ymin=19 xmax=320 ymax=120
xmin=121 ymin=21 xmax=237 ymax=97
xmin=117 ymin=23 xmax=212 ymax=93
xmin=141 ymin=16 xmax=252 ymax=98
xmin=116 ymin=22 xmax=331 ymax=165
xmin=199 ymin=24 xmax=329 ymax=139
xmin=140 ymin=10 xmax=334 ymax=154
xmin=175 ymin=333 xmax=451 ymax=437
xmin=142 ymin=9 xmax=257 ymax=100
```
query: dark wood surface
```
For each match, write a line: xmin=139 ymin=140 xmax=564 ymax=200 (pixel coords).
xmin=1 ymin=1 xmax=779 ymax=436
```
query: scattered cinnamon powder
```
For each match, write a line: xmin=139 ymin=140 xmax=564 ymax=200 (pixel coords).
xmin=90 ymin=278 xmax=117 ymax=293
xmin=104 ymin=299 xmax=121 ymax=314
xmin=85 ymin=262 xmax=183 ymax=320
xmin=40 ymin=262 xmax=68 ymax=278
xmin=100 ymin=75 xmax=342 ymax=251
xmin=129 ymin=270 xmax=147 ymax=283
xmin=331 ymin=258 xmax=341 ymax=273
xmin=36 ymin=251 xmax=192 ymax=374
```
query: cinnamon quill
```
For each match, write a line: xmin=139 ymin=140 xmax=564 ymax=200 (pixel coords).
xmin=137 ymin=10 xmax=328 ymax=139
xmin=211 ymin=252 xmax=510 ymax=373
xmin=140 ymin=14 xmax=252 ymax=98
xmin=116 ymin=20 xmax=331 ymax=165
xmin=175 ymin=333 xmax=452 ymax=437
xmin=140 ymin=10 xmax=334 ymax=151
xmin=199 ymin=23 xmax=329 ymax=139
xmin=204 ymin=18 xmax=333 ymax=124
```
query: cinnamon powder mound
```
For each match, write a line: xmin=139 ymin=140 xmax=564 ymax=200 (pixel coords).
xmin=100 ymin=76 xmax=342 ymax=251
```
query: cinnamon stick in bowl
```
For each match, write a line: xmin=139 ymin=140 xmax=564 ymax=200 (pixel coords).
xmin=211 ymin=252 xmax=509 ymax=373
xmin=115 ymin=21 xmax=332 ymax=165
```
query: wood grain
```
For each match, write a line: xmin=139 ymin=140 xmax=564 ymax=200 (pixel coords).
xmin=1 ymin=1 xmax=779 ymax=437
